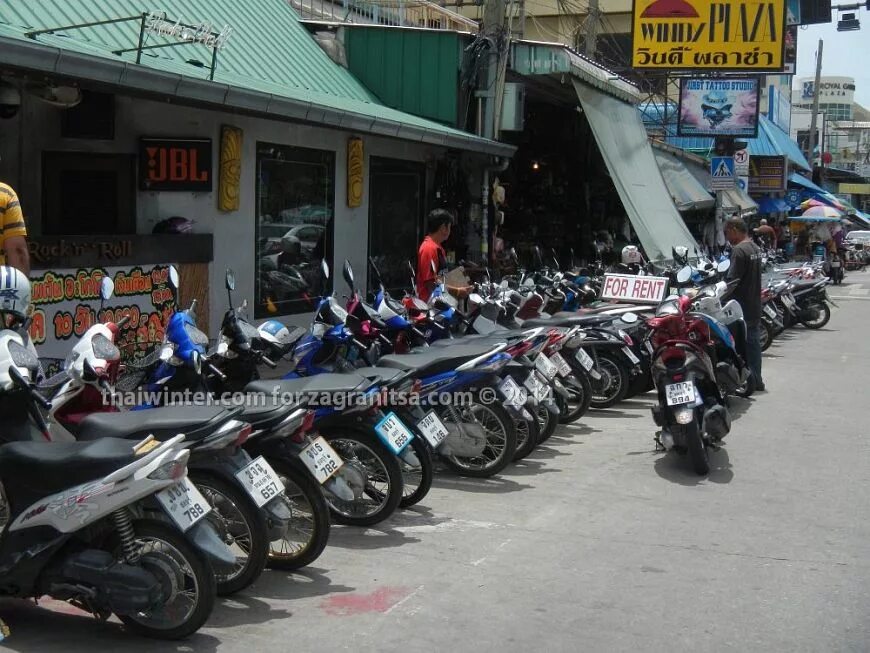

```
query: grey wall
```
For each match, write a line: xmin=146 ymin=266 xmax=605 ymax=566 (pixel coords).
xmin=0 ymin=92 xmax=445 ymax=335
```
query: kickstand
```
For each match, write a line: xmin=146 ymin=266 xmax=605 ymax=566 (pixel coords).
xmin=653 ymin=432 xmax=665 ymax=452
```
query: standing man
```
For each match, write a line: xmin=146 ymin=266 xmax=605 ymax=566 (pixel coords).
xmin=0 ymin=181 xmax=29 ymax=274
xmin=417 ymin=209 xmax=471 ymax=302
xmin=753 ymin=218 xmax=777 ymax=250
xmin=723 ymin=216 xmax=765 ymax=391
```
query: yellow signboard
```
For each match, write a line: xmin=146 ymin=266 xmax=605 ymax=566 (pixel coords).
xmin=839 ymin=183 xmax=870 ymax=195
xmin=631 ymin=0 xmax=786 ymax=70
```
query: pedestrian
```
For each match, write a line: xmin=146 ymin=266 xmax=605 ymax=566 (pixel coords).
xmin=753 ymin=218 xmax=777 ymax=250
xmin=416 ymin=209 xmax=471 ymax=302
xmin=0 ymin=181 xmax=30 ymax=274
xmin=723 ymin=216 xmax=765 ymax=391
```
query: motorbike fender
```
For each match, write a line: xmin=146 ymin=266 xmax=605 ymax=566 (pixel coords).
xmin=399 ymin=447 xmax=420 ymax=468
xmin=185 ymin=519 xmax=238 ymax=574
xmin=551 ymin=378 xmax=571 ymax=399
xmin=542 ymin=397 xmax=560 ymax=416
xmin=262 ymin=496 xmax=292 ymax=541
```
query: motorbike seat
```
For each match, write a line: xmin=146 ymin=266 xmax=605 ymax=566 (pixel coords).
xmin=245 ymin=373 xmax=374 ymax=399
xmin=430 ymin=332 xmax=523 ymax=347
xmin=0 ymin=437 xmax=142 ymax=495
xmin=377 ymin=343 xmax=502 ymax=376
xmin=76 ymin=406 xmax=240 ymax=443
xmin=351 ymin=366 xmax=405 ymax=383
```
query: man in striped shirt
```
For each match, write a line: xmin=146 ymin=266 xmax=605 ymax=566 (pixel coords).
xmin=0 ymin=182 xmax=29 ymax=275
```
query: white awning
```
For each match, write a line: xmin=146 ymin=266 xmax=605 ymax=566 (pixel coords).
xmin=573 ymin=81 xmax=699 ymax=261
xmin=653 ymin=150 xmax=716 ymax=212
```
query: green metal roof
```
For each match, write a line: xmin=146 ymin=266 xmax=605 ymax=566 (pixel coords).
xmin=0 ymin=0 xmax=513 ymax=156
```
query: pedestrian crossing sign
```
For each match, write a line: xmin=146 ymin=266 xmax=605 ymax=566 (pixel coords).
xmin=711 ymin=156 xmax=735 ymax=190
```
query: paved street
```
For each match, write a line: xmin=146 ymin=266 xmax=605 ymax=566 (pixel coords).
xmin=4 ymin=273 xmax=870 ymax=652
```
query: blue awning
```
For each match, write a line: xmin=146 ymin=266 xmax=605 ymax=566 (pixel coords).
xmin=757 ymin=197 xmax=790 ymax=214
xmin=654 ymin=115 xmax=811 ymax=171
xmin=789 ymin=172 xmax=825 ymax=194
xmin=850 ymin=210 xmax=870 ymax=228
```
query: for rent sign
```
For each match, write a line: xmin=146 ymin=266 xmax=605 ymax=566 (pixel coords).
xmin=601 ymin=274 xmax=670 ymax=304
xmin=631 ymin=0 xmax=787 ymax=70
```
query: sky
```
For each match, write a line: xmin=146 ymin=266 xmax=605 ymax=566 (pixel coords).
xmin=795 ymin=21 xmax=870 ymax=108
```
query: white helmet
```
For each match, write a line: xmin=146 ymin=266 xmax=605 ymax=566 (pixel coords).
xmin=621 ymin=245 xmax=642 ymax=265
xmin=0 ymin=266 xmax=31 ymax=325
xmin=257 ymin=319 xmax=292 ymax=347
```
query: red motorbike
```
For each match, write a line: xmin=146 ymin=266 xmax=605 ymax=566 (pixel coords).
xmin=645 ymin=295 xmax=731 ymax=475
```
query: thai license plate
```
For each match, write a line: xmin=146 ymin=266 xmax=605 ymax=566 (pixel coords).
xmin=499 ymin=375 xmax=527 ymax=408
xmin=416 ymin=411 xmax=449 ymax=449
xmin=665 ymin=382 xmax=696 ymax=406
xmin=575 ymin=347 xmax=594 ymax=371
xmin=549 ymin=351 xmax=572 ymax=377
xmin=523 ymin=371 xmax=549 ymax=401
xmin=782 ymin=294 xmax=796 ymax=308
xmin=156 ymin=478 xmax=211 ymax=532
xmin=535 ymin=353 xmax=558 ymax=380
xmin=622 ymin=346 xmax=640 ymax=365
xmin=234 ymin=456 xmax=285 ymax=507
xmin=374 ymin=411 xmax=414 ymax=455
xmin=300 ymin=436 xmax=344 ymax=484
xmin=763 ymin=304 xmax=777 ymax=318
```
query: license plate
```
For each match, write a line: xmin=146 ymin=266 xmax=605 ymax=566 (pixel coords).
xmin=156 ymin=478 xmax=211 ymax=532
xmin=782 ymin=294 xmax=795 ymax=308
xmin=575 ymin=348 xmax=594 ymax=371
xmin=374 ymin=411 xmax=414 ymax=455
xmin=763 ymin=304 xmax=777 ymax=318
xmin=535 ymin=354 xmax=558 ymax=380
xmin=300 ymin=436 xmax=344 ymax=484
xmin=549 ymin=351 xmax=572 ymax=378
xmin=622 ymin=346 xmax=640 ymax=365
xmin=499 ymin=375 xmax=528 ymax=408
xmin=523 ymin=371 xmax=549 ymax=401
xmin=665 ymin=382 xmax=696 ymax=406
xmin=235 ymin=456 xmax=285 ymax=507
xmin=416 ymin=410 xmax=449 ymax=449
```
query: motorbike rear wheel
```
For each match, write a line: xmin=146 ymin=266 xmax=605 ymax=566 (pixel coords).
xmin=536 ymin=403 xmax=557 ymax=443
xmin=680 ymin=421 xmax=709 ymax=476
xmin=512 ymin=414 xmax=541 ymax=461
xmin=557 ymin=372 xmax=592 ymax=424
xmin=760 ymin=320 xmax=773 ymax=352
xmin=801 ymin=302 xmax=831 ymax=329
xmin=439 ymin=395 xmax=517 ymax=477
xmin=589 ymin=353 xmax=629 ymax=409
xmin=399 ymin=436 xmax=434 ymax=508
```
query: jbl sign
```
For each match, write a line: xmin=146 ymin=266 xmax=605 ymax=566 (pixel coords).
xmin=139 ymin=138 xmax=213 ymax=192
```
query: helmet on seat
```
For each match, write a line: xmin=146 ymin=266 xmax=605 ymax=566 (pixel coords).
xmin=0 ymin=266 xmax=31 ymax=328
xmin=621 ymin=245 xmax=642 ymax=265
xmin=672 ymin=246 xmax=689 ymax=266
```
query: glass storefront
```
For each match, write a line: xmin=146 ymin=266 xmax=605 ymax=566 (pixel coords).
xmin=255 ymin=143 xmax=335 ymax=317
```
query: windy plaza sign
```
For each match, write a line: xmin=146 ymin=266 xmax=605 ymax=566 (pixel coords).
xmin=631 ymin=0 xmax=787 ymax=70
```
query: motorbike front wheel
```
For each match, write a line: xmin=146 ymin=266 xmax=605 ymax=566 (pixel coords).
xmin=115 ymin=519 xmax=216 ymax=640
xmin=801 ymin=302 xmax=831 ymax=329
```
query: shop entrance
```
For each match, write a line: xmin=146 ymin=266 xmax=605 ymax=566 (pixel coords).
xmin=367 ymin=157 xmax=425 ymax=295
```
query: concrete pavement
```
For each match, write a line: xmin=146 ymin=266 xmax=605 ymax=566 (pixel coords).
xmin=3 ymin=272 xmax=870 ymax=652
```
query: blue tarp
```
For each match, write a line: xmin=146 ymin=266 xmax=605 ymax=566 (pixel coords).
xmin=757 ymin=197 xmax=790 ymax=214
xmin=789 ymin=172 xmax=826 ymax=194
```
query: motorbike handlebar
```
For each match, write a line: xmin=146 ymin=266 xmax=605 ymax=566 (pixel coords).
xmin=8 ymin=365 xmax=52 ymax=410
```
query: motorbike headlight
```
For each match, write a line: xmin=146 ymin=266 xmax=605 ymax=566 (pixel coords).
xmin=92 ymin=333 xmax=121 ymax=361
xmin=8 ymin=340 xmax=38 ymax=371
xmin=183 ymin=323 xmax=210 ymax=347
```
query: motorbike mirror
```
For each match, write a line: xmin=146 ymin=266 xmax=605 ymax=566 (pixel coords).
xmin=676 ymin=266 xmax=693 ymax=284
xmin=469 ymin=293 xmax=484 ymax=305
xmin=100 ymin=276 xmax=114 ymax=302
xmin=621 ymin=312 xmax=639 ymax=324
xmin=320 ymin=258 xmax=330 ymax=279
xmin=343 ymin=259 xmax=354 ymax=289
xmin=717 ymin=259 xmax=731 ymax=274
xmin=225 ymin=269 xmax=236 ymax=291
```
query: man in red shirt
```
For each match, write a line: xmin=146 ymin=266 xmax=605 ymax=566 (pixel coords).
xmin=417 ymin=209 xmax=472 ymax=301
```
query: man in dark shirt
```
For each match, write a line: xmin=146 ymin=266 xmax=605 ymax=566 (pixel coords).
xmin=724 ymin=216 xmax=765 ymax=391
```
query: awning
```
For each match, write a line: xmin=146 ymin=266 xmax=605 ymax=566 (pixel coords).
xmin=719 ymin=187 xmax=759 ymax=215
xmin=573 ymin=81 xmax=698 ymax=261
xmin=757 ymin=197 xmax=790 ymax=214
xmin=652 ymin=150 xmax=715 ymax=212
xmin=850 ymin=211 xmax=870 ymax=228
xmin=789 ymin=172 xmax=826 ymax=194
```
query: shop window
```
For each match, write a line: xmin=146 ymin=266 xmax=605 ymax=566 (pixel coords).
xmin=61 ymin=91 xmax=115 ymax=140
xmin=255 ymin=143 xmax=335 ymax=318
xmin=42 ymin=152 xmax=135 ymax=235
xmin=368 ymin=157 xmax=425 ymax=294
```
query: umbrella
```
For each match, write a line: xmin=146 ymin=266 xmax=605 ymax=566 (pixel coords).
xmin=801 ymin=205 xmax=843 ymax=219
xmin=801 ymin=195 xmax=848 ymax=212
xmin=790 ymin=215 xmax=841 ymax=223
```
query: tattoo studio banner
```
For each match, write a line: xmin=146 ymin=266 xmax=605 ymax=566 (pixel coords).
xmin=678 ymin=78 xmax=760 ymax=138
xmin=28 ymin=264 xmax=177 ymax=367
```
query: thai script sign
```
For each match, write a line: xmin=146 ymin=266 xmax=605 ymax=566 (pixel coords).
xmin=678 ymin=77 xmax=760 ymax=137
xmin=747 ymin=155 xmax=786 ymax=193
xmin=28 ymin=264 xmax=177 ymax=366
xmin=631 ymin=0 xmax=787 ymax=70
xmin=145 ymin=11 xmax=233 ymax=49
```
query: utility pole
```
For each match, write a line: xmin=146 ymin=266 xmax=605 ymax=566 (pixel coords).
xmin=584 ymin=0 xmax=599 ymax=59
xmin=478 ymin=0 xmax=509 ymax=263
xmin=807 ymin=39 xmax=823 ymax=171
